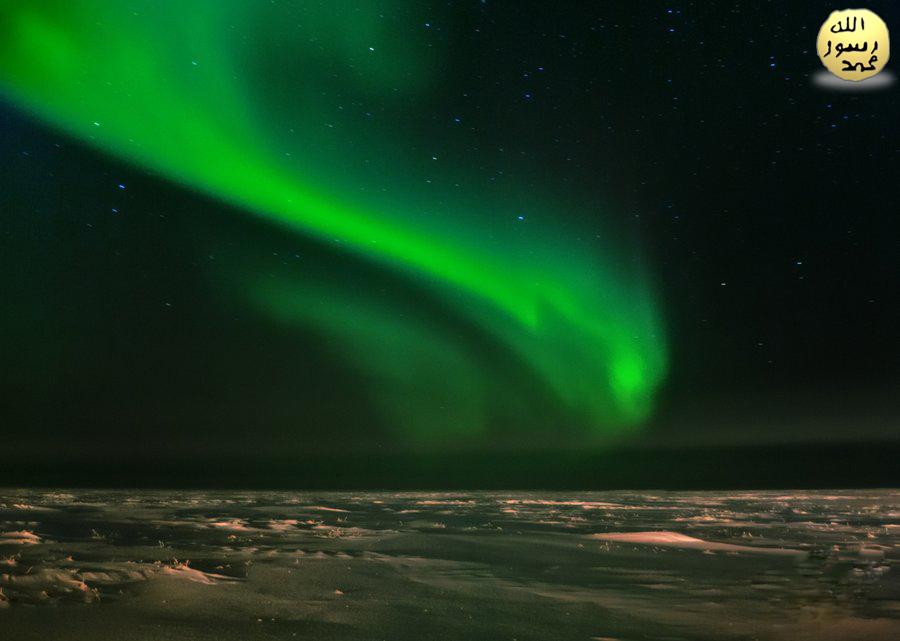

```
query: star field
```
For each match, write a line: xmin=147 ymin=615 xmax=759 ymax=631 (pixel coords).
xmin=0 ymin=1 xmax=897 ymax=485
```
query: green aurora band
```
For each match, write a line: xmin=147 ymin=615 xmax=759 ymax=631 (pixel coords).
xmin=0 ymin=1 xmax=667 ymax=437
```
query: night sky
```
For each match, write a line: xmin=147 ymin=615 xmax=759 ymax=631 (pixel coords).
xmin=1 ymin=1 xmax=898 ymax=489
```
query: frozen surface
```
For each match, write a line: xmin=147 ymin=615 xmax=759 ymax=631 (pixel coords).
xmin=1 ymin=489 xmax=899 ymax=640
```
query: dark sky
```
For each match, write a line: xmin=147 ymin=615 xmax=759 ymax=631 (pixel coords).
xmin=1 ymin=1 xmax=898 ymax=488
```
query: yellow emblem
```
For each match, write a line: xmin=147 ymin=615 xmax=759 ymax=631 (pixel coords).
xmin=817 ymin=9 xmax=890 ymax=81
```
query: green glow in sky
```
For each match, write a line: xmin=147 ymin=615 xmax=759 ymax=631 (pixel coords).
xmin=0 ymin=1 xmax=667 ymax=436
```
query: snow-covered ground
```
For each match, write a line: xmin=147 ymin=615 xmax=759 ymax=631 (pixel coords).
xmin=1 ymin=489 xmax=898 ymax=640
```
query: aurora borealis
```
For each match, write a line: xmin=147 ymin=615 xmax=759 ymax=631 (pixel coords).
xmin=0 ymin=0 xmax=667 ymax=435
xmin=2 ymin=1 xmax=897 ymax=491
